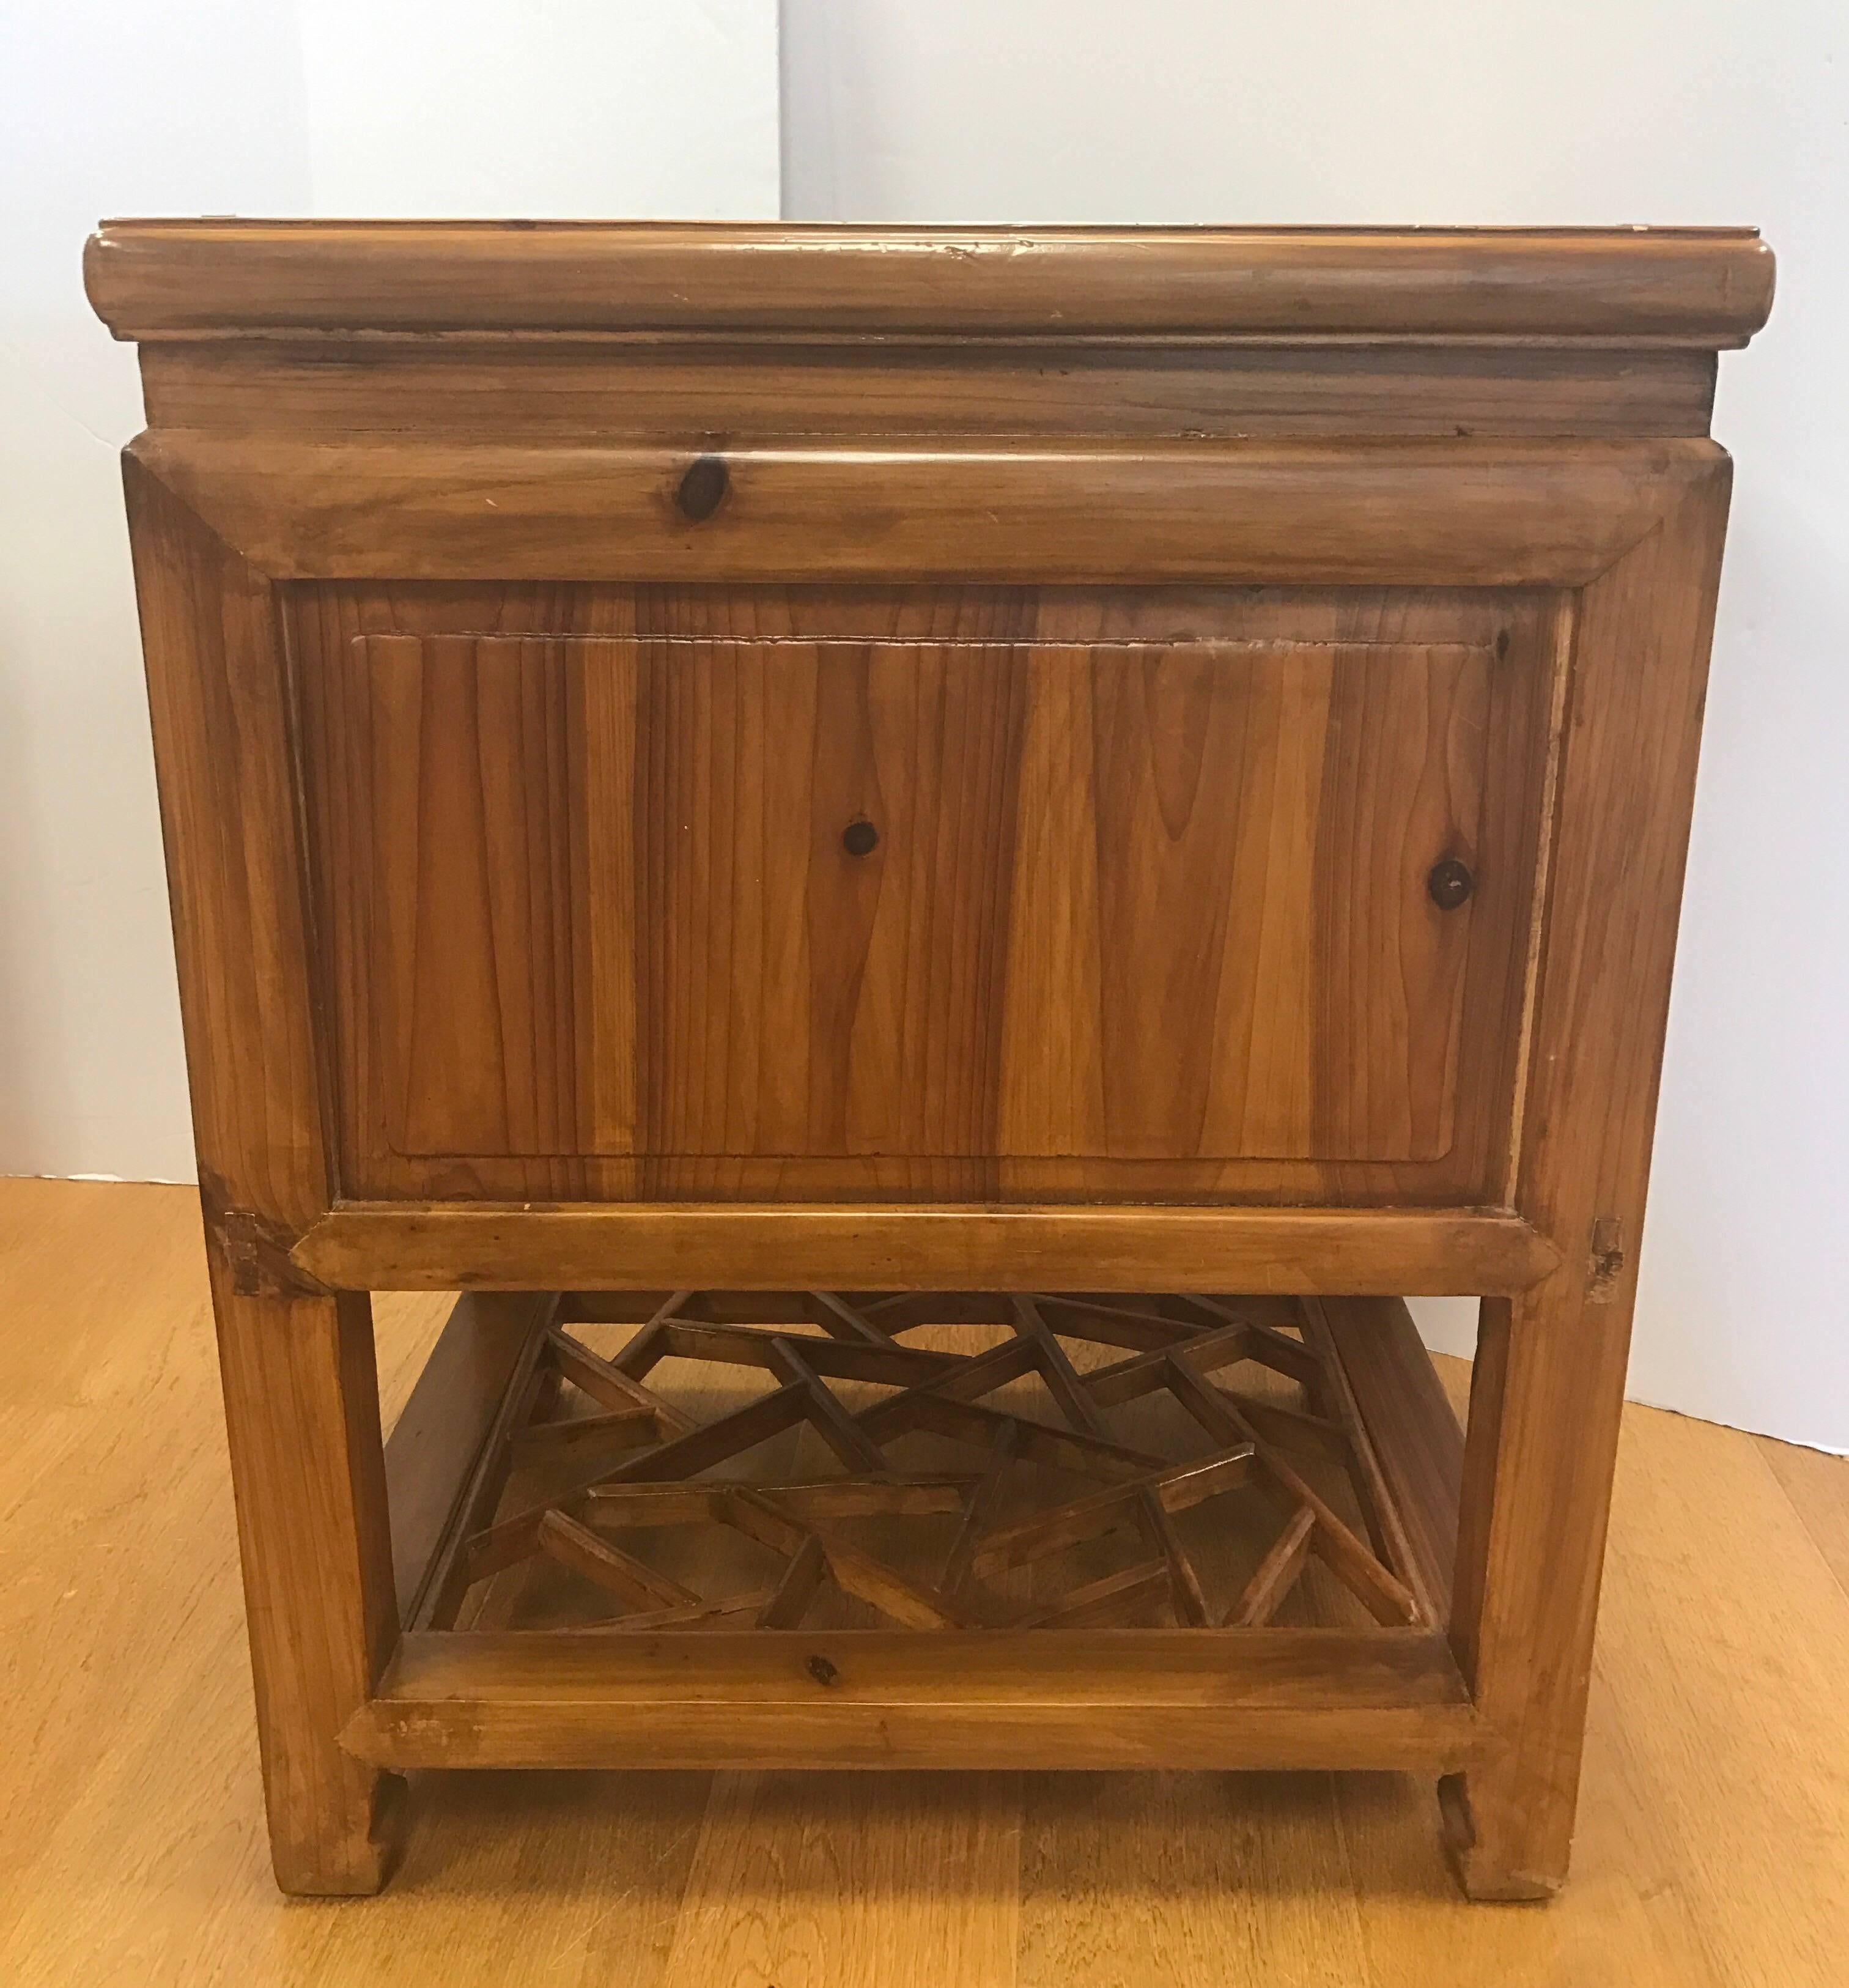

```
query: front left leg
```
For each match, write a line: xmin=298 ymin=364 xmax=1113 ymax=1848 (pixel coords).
xmin=212 ymin=1274 xmax=404 ymax=1894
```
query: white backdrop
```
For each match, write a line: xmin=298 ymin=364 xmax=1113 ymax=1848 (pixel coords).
xmin=782 ymin=0 xmax=1849 ymax=1451
xmin=0 ymin=0 xmax=779 ymax=1181
xmin=4 ymin=2 xmax=1842 ymax=1450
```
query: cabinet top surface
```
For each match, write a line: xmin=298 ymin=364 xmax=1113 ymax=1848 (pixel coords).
xmin=86 ymin=220 xmax=1773 ymax=347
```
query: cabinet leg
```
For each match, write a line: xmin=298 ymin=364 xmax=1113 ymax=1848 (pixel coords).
xmin=212 ymin=1276 xmax=404 ymax=1894
xmin=1442 ymin=1280 xmax=1634 ymax=1899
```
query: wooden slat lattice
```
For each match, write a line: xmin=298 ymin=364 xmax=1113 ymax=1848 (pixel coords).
xmin=426 ymin=1291 xmax=1421 ymax=1635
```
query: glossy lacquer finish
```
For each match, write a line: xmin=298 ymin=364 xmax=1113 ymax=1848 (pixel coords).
xmin=93 ymin=223 xmax=1768 ymax=1900
xmin=291 ymin=589 xmax=1553 ymax=1205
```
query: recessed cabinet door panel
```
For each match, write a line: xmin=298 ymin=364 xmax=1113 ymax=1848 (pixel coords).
xmin=331 ymin=610 xmax=1522 ymax=1184
xmin=1001 ymin=642 xmax=1488 ymax=1162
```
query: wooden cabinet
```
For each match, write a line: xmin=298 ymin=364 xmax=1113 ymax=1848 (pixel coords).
xmin=90 ymin=221 xmax=1770 ymax=1900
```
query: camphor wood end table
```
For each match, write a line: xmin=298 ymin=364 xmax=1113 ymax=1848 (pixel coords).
xmin=87 ymin=220 xmax=1771 ymax=1899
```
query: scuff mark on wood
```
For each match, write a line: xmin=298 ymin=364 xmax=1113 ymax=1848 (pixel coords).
xmin=1586 ymin=1216 xmax=1625 ymax=1303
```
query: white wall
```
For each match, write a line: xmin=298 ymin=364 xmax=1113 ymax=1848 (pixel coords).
xmin=0 ymin=0 xmax=779 ymax=1184
xmin=297 ymin=2 xmax=778 ymax=221
xmin=781 ymin=0 xmax=1849 ymax=1450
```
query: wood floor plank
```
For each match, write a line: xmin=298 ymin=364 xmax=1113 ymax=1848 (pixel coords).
xmin=1018 ymin=1770 xmax=1370 ymax=1986
xmin=661 ymin=1770 xmax=1021 ymax=1988
xmin=1754 ymin=1433 xmax=1849 ymax=1601
xmin=1586 ymin=1411 xmax=1849 ymax=1984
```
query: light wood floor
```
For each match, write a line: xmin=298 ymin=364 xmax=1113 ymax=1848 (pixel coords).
xmin=1 ymin=1177 xmax=1844 ymax=1986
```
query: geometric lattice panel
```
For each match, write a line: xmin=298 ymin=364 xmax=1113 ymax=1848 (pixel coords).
xmin=418 ymin=1291 xmax=1423 ymax=1636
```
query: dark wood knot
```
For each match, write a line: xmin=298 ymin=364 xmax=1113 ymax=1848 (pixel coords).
xmin=1427 ymin=857 xmax=1475 ymax=911
xmin=841 ymin=819 xmax=879 ymax=858
xmin=675 ymin=453 xmax=729 ymax=522
xmin=806 ymin=1653 xmax=840 ymax=1687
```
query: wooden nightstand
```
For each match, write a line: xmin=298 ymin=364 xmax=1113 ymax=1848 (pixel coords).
xmin=87 ymin=220 xmax=1771 ymax=1899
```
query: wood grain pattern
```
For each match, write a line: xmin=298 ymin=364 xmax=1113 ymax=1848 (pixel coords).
xmin=134 ymin=433 xmax=1722 ymax=587
xmin=121 ymin=453 xmax=328 ymax=1238
xmin=342 ymin=1629 xmax=1477 ymax=1772
xmin=1756 ymin=1436 xmax=1849 ymax=1597
xmin=380 ymin=1290 xmax=555 ymax=1625
xmin=86 ymin=220 xmax=1774 ymax=344
xmin=211 ymin=1280 xmax=401 ymax=1893
xmin=660 ymin=1768 xmax=1020 ymax=1988
xmin=367 ymin=637 xmax=596 ymax=1156
xmin=122 ymin=454 xmax=408 ymax=1890
xmin=136 ymin=337 xmax=1724 ymax=445
xmin=301 ymin=593 xmax=1553 ymax=1204
xmin=1310 ymin=1296 xmax=1466 ymax=1623
xmin=1005 ymin=638 xmax=1486 ymax=1162
xmin=635 ymin=637 xmax=1024 ymax=1161
xmin=292 ymin=1204 xmax=1559 ymax=1295
xmin=364 ymin=636 xmax=636 ymax=1161
xmin=1446 ymin=460 xmax=1734 ymax=1897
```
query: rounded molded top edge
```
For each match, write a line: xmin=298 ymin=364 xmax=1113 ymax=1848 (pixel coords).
xmin=84 ymin=220 xmax=1776 ymax=347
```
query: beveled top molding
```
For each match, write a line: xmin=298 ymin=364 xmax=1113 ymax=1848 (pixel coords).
xmin=86 ymin=220 xmax=1775 ymax=347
